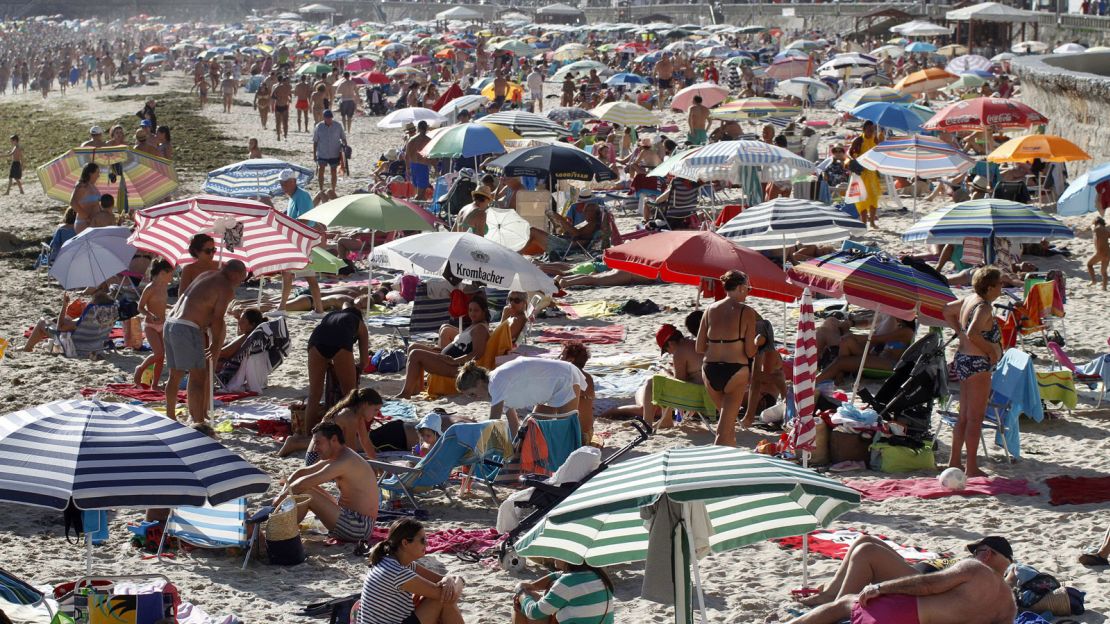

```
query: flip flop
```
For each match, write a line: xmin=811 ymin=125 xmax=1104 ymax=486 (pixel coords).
xmin=1078 ymin=551 xmax=1109 ymax=566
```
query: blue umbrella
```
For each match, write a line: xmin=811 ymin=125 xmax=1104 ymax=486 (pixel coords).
xmin=850 ymin=102 xmax=924 ymax=134
xmin=605 ymin=72 xmax=649 ymax=87
xmin=204 ymin=158 xmax=315 ymax=198
xmin=905 ymin=41 xmax=937 ymax=53
xmin=325 ymin=48 xmax=353 ymax=61
xmin=1057 ymin=162 xmax=1110 ymax=216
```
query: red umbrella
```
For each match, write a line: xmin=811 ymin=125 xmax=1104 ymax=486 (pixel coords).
xmin=602 ymin=230 xmax=801 ymax=302
xmin=345 ymin=58 xmax=376 ymax=72
xmin=360 ymin=71 xmax=391 ymax=85
xmin=922 ymin=97 xmax=1047 ymax=132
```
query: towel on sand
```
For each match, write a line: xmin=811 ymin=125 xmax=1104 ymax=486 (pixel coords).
xmin=773 ymin=529 xmax=950 ymax=562
xmin=364 ymin=527 xmax=503 ymax=554
xmin=557 ymin=300 xmax=619 ymax=319
xmin=538 ymin=325 xmax=625 ymax=345
xmin=1045 ymin=476 xmax=1110 ymax=506
xmin=80 ymin=384 xmax=257 ymax=404
xmin=844 ymin=477 xmax=1040 ymax=501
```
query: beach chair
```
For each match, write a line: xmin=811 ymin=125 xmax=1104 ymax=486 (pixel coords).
xmin=155 ymin=498 xmax=258 ymax=570
xmin=217 ymin=317 xmax=290 ymax=393
xmin=0 ymin=566 xmax=55 ymax=620
xmin=377 ymin=420 xmax=514 ymax=510
xmin=650 ymin=374 xmax=718 ymax=433
xmin=51 ymin=303 xmax=118 ymax=359
xmin=495 ymin=412 xmax=584 ymax=485
xmin=425 ymin=320 xmax=514 ymax=397
xmin=408 ymin=281 xmax=453 ymax=334
xmin=937 ymin=391 xmax=1014 ymax=463
xmin=1048 ymin=341 xmax=1107 ymax=407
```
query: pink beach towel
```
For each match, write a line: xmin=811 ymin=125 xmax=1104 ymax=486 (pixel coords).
xmin=365 ymin=526 xmax=503 ymax=554
xmin=80 ymin=384 xmax=257 ymax=404
xmin=844 ymin=477 xmax=1040 ymax=501
xmin=538 ymin=325 xmax=626 ymax=345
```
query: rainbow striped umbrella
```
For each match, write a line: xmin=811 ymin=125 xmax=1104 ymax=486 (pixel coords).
xmin=788 ymin=250 xmax=955 ymax=325
xmin=37 ymin=146 xmax=178 ymax=209
xmin=902 ymin=199 xmax=1074 ymax=244
xmin=857 ymin=134 xmax=974 ymax=179
xmin=129 ymin=195 xmax=322 ymax=276
xmin=709 ymin=98 xmax=801 ymax=120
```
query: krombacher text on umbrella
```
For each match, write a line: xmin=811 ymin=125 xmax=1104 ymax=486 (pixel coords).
xmin=454 ymin=263 xmax=506 ymax=285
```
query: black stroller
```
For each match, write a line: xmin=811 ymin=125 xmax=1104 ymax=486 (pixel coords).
xmin=498 ymin=418 xmax=652 ymax=571
xmin=858 ymin=331 xmax=949 ymax=442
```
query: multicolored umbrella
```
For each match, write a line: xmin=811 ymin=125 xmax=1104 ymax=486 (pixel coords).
xmin=716 ymin=198 xmax=865 ymax=251
xmin=901 ymin=198 xmax=1075 ymax=244
xmin=37 ymin=146 xmax=178 ymax=209
xmin=420 ymin=123 xmax=507 ymax=159
xmin=710 ymin=98 xmax=802 ymax=120
xmin=130 ymin=195 xmax=322 ymax=275
xmin=857 ymin=134 xmax=975 ymax=178
xmin=590 ymin=101 xmax=660 ymax=127
xmin=603 ymin=230 xmax=801 ymax=302
xmin=834 ymin=87 xmax=912 ymax=113
xmin=294 ymin=61 xmax=332 ymax=76
xmin=986 ymin=134 xmax=1091 ymax=164
xmin=671 ymin=140 xmax=814 ymax=183
xmin=922 ymin=97 xmax=1047 ymax=132
xmin=893 ymin=67 xmax=958 ymax=94
xmin=203 ymin=158 xmax=314 ymax=198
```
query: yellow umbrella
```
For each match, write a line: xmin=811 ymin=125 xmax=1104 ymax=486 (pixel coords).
xmin=987 ymin=134 xmax=1091 ymax=163
xmin=477 ymin=122 xmax=523 ymax=142
xmin=481 ymin=81 xmax=524 ymax=101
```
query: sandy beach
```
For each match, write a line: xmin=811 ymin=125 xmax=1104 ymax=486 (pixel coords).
xmin=1 ymin=63 xmax=1109 ymax=624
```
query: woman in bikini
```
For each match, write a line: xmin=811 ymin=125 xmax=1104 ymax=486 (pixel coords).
xmin=815 ymin=316 xmax=916 ymax=385
xmin=696 ymin=270 xmax=764 ymax=446
xmin=943 ymin=266 xmax=1004 ymax=478
xmin=70 ymin=163 xmax=109 ymax=233
xmin=395 ymin=297 xmax=491 ymax=399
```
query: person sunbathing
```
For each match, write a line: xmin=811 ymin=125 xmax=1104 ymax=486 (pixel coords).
xmin=816 ymin=316 xmax=916 ymax=385
xmin=601 ymin=321 xmax=703 ymax=430
xmin=559 ymin=341 xmax=596 ymax=443
xmin=789 ymin=536 xmax=1016 ymax=624
xmin=231 ymin=285 xmax=380 ymax=316
xmin=23 ymin=290 xmax=114 ymax=353
xmin=394 ymin=297 xmax=491 ymax=399
xmin=499 ymin=291 xmax=529 ymax=346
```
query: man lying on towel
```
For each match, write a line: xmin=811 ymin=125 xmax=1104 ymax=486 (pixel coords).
xmin=787 ymin=535 xmax=1016 ymax=624
xmin=274 ymin=422 xmax=380 ymax=543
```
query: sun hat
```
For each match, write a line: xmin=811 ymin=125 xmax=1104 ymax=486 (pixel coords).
xmin=970 ymin=175 xmax=990 ymax=192
xmin=416 ymin=411 xmax=444 ymax=436
xmin=578 ymin=188 xmax=593 ymax=199
xmin=472 ymin=188 xmax=494 ymax=202
xmin=655 ymin=323 xmax=678 ymax=354
xmin=278 ymin=169 xmax=298 ymax=182
xmin=89 ymin=126 xmax=103 ymax=135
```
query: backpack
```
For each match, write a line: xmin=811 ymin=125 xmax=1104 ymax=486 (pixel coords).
xmin=371 ymin=349 xmax=407 ymax=374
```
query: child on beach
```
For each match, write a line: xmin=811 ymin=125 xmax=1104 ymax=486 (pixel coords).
xmin=133 ymin=259 xmax=172 ymax=389
xmin=1089 ymin=216 xmax=1109 ymax=290
xmin=413 ymin=411 xmax=444 ymax=457
xmin=196 ymin=76 xmax=208 ymax=106
xmin=6 ymin=134 xmax=22 ymax=195
xmin=247 ymin=137 xmax=262 ymax=159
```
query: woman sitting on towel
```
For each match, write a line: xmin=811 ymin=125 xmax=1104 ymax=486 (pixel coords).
xmin=305 ymin=387 xmax=418 ymax=465
xmin=512 ymin=558 xmax=615 ymax=624
xmin=815 ymin=315 xmax=916 ymax=385
xmin=394 ymin=296 xmax=491 ymax=399
xmin=360 ymin=518 xmax=466 ymax=624
xmin=500 ymin=291 xmax=529 ymax=346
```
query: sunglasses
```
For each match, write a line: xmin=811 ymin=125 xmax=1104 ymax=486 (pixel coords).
xmin=201 ymin=247 xmax=217 ymax=254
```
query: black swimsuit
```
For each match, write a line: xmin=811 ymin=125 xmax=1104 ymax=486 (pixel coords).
xmin=702 ymin=305 xmax=751 ymax=392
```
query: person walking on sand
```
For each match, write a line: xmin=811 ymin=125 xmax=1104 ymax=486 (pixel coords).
xmin=687 ymin=95 xmax=709 ymax=146
xmin=164 ymin=260 xmax=246 ymax=423
xmin=220 ymin=71 xmax=236 ymax=113
xmin=294 ymin=75 xmax=312 ymax=132
xmin=254 ymin=73 xmax=272 ymax=129
xmin=1088 ymin=216 xmax=1109 ymax=290
xmin=313 ymin=109 xmax=346 ymax=194
xmin=133 ymin=259 xmax=172 ymax=389
xmin=6 ymin=134 xmax=23 ymax=195
xmin=335 ymin=71 xmax=358 ymax=133
xmin=271 ymin=75 xmax=292 ymax=141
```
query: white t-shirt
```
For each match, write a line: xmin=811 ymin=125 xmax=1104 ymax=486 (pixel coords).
xmin=527 ymin=70 xmax=544 ymax=93
xmin=488 ymin=357 xmax=587 ymax=410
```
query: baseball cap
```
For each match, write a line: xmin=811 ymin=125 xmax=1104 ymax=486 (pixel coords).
xmin=89 ymin=126 xmax=103 ymax=135
xmin=655 ymin=323 xmax=678 ymax=354
xmin=278 ymin=169 xmax=297 ymax=182
xmin=966 ymin=536 xmax=1013 ymax=561
xmin=140 ymin=119 xmax=153 ymax=128
xmin=416 ymin=411 xmax=444 ymax=436
xmin=323 ymin=109 xmax=334 ymax=118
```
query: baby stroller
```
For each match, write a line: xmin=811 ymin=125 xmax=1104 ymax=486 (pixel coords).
xmin=498 ymin=418 xmax=651 ymax=571
xmin=858 ymin=331 xmax=949 ymax=442
xmin=365 ymin=86 xmax=388 ymax=116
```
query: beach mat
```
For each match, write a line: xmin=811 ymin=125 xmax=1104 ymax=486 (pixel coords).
xmin=557 ymin=300 xmax=619 ymax=319
xmin=1045 ymin=475 xmax=1110 ymax=506
xmin=80 ymin=383 xmax=257 ymax=404
xmin=844 ymin=476 xmax=1040 ymax=501
xmin=538 ymin=325 xmax=625 ymax=345
xmin=772 ymin=529 xmax=951 ymax=562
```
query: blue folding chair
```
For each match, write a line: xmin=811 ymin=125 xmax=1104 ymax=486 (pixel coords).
xmin=938 ymin=389 xmax=1014 ymax=463
xmin=155 ymin=498 xmax=258 ymax=569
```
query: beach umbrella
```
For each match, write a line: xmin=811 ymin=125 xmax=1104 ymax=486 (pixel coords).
xmin=857 ymin=134 xmax=974 ymax=220
xmin=893 ymin=67 xmax=958 ymax=94
xmin=345 ymin=57 xmax=376 ymax=71
xmin=904 ymin=41 xmax=937 ymax=54
xmin=141 ymin=53 xmax=167 ymax=65
xmin=870 ymin=44 xmax=906 ymax=59
xmin=399 ymin=54 xmax=431 ymax=67
xmin=834 ymin=87 xmax=912 ymax=112
xmin=386 ymin=66 xmax=428 ymax=80
xmin=775 ymin=77 xmax=836 ymax=103
xmin=298 ymin=193 xmax=436 ymax=232
xmin=670 ymin=82 xmax=729 ymax=111
xmin=790 ymin=288 xmax=818 ymax=464
xmin=922 ymin=97 xmax=1047 ymax=132
xmin=716 ymin=198 xmax=865 ymax=251
xmin=603 ymin=230 xmax=801 ymax=302
xmin=359 ymin=71 xmax=390 ymax=85
xmin=479 ymin=81 xmax=524 ymax=102
xmin=604 ymin=72 xmax=649 ymax=87
xmin=377 ymin=107 xmax=447 ymax=129
xmin=902 ymin=198 xmax=1075 ymax=244
xmin=765 ymin=57 xmax=812 ymax=80
xmin=480 ymin=110 xmax=572 ymax=137
xmin=484 ymin=208 xmax=532 ymax=251
xmin=130 ymin=195 xmax=322 ymax=275
xmin=710 ymin=98 xmax=801 ymax=120
xmin=937 ymin=44 xmax=968 ymax=57
xmin=203 ymin=158 xmax=314 ymax=198
xmin=671 ymin=140 xmax=814 ymax=183
xmin=1056 ymin=162 xmax=1110 ymax=216
xmin=647 ymin=147 xmax=702 ymax=180
xmin=785 ymin=39 xmax=823 ymax=51
xmin=891 ymin=21 xmax=952 ymax=37
xmin=1012 ymin=40 xmax=1048 ymax=54
xmin=986 ymin=134 xmax=1091 ymax=164
xmin=849 ymin=102 xmax=924 ymax=134
xmin=373 ymin=232 xmax=557 ymax=293
xmin=942 ymin=74 xmax=988 ymax=92
xmin=439 ymin=94 xmax=489 ymax=122
xmin=37 ymin=146 xmax=178 ymax=209
xmin=551 ymin=59 xmax=609 ymax=83
xmin=552 ymin=42 xmax=589 ymax=61
xmin=49 ymin=226 xmax=135 ymax=290
xmin=306 ymin=247 xmax=345 ymax=274
xmin=476 ymin=123 xmax=524 ymax=143
xmin=544 ymin=106 xmax=596 ymax=123
xmin=590 ymin=101 xmax=660 ymax=126
xmin=324 ymin=48 xmax=353 ymax=62
xmin=294 ymin=61 xmax=332 ymax=76
xmin=491 ymin=39 xmax=535 ymax=56
xmin=992 ymin=52 xmax=1017 ymax=63
xmin=946 ymin=54 xmax=993 ymax=75
xmin=514 ymin=447 xmax=860 ymax=624
xmin=1053 ymin=43 xmax=1086 ymax=54
xmin=486 ymin=143 xmax=616 ymax=183
xmin=420 ymin=123 xmax=507 ymax=159
xmin=816 ymin=53 xmax=878 ymax=77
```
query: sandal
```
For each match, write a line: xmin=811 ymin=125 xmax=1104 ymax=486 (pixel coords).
xmin=1078 ymin=550 xmax=1109 ymax=566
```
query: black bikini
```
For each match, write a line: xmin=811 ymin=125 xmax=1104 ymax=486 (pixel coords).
xmin=702 ymin=305 xmax=751 ymax=392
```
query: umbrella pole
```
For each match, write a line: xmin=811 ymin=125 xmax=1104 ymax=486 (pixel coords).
xmin=368 ymin=230 xmax=377 ymax=317
xmin=86 ymin=532 xmax=92 ymax=575
xmin=849 ymin=321 xmax=877 ymax=402
xmin=802 ymin=449 xmax=811 ymax=589
xmin=681 ymin=504 xmax=710 ymax=624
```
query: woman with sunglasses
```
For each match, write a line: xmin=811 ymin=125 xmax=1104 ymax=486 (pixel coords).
xmin=500 ymin=291 xmax=529 ymax=346
xmin=178 ymin=233 xmax=220 ymax=295
xmin=360 ymin=518 xmax=465 ymax=624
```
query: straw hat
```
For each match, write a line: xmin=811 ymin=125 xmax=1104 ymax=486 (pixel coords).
xmin=970 ymin=175 xmax=990 ymax=192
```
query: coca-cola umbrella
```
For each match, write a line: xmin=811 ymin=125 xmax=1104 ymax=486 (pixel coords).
xmin=922 ymin=97 xmax=1047 ymax=133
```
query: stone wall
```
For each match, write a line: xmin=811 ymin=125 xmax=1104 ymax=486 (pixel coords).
xmin=1011 ymin=52 xmax=1110 ymax=175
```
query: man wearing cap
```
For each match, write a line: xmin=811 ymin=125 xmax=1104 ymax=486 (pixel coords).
xmin=313 ymin=109 xmax=346 ymax=194
xmin=81 ymin=126 xmax=106 ymax=148
xmin=787 ymin=535 xmax=1017 ymax=624
xmin=274 ymin=170 xmax=326 ymax=318
xmin=453 ymin=189 xmax=494 ymax=235
xmin=539 ymin=188 xmax=603 ymax=258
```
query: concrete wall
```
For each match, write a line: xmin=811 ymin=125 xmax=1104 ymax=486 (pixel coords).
xmin=1011 ymin=52 xmax=1110 ymax=174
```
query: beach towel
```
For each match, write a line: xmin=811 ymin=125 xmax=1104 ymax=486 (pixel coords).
xmin=364 ymin=526 xmax=503 ymax=555
xmin=520 ymin=416 xmax=582 ymax=476
xmin=79 ymin=384 xmax=257 ymax=404
xmin=1077 ymin=353 xmax=1110 ymax=385
xmin=1045 ymin=476 xmax=1110 ymax=506
xmin=216 ymin=402 xmax=290 ymax=425
xmin=23 ymin=325 xmax=124 ymax=340
xmin=557 ymin=300 xmax=619 ymax=319
xmin=651 ymin=375 xmax=716 ymax=416
xmin=844 ymin=477 xmax=1040 ymax=501
xmin=1036 ymin=371 xmax=1078 ymax=408
xmin=538 ymin=325 xmax=625 ymax=345
xmin=593 ymin=368 xmax=654 ymax=399
xmin=772 ymin=529 xmax=949 ymax=562
xmin=381 ymin=400 xmax=418 ymax=422
xmin=992 ymin=349 xmax=1044 ymax=458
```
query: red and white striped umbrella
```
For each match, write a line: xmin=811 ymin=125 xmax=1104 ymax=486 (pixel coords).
xmin=790 ymin=288 xmax=818 ymax=457
xmin=129 ymin=195 xmax=322 ymax=276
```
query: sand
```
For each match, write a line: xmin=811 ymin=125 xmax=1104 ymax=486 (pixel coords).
xmin=0 ymin=71 xmax=1108 ymax=624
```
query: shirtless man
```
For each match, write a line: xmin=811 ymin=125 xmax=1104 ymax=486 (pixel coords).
xmin=687 ymin=95 xmax=709 ymax=146
xmin=270 ymin=75 xmax=292 ymax=141
xmin=310 ymin=83 xmax=327 ymax=124
xmin=294 ymin=75 xmax=312 ymax=132
xmin=335 ymin=71 xmax=358 ymax=133
xmin=164 ymin=260 xmax=246 ymax=423
xmin=601 ymin=321 xmax=704 ymax=429
xmin=789 ymin=536 xmax=1017 ymax=624
xmin=654 ymin=52 xmax=675 ymax=102
xmin=453 ymin=189 xmax=494 ymax=234
xmin=492 ymin=71 xmax=509 ymax=110
xmin=219 ymin=72 xmax=236 ymax=113
xmin=404 ymin=121 xmax=434 ymax=198
xmin=274 ymin=422 xmax=379 ymax=544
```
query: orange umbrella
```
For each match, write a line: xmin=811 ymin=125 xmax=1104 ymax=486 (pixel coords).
xmin=987 ymin=134 xmax=1091 ymax=163
xmin=144 ymin=45 xmax=168 ymax=54
xmin=893 ymin=68 xmax=958 ymax=95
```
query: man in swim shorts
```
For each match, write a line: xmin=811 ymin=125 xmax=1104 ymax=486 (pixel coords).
xmin=275 ymin=422 xmax=380 ymax=543
xmin=404 ymin=120 xmax=434 ymax=198
xmin=294 ymin=75 xmax=311 ymax=132
xmin=786 ymin=536 xmax=1017 ymax=624
xmin=270 ymin=75 xmax=292 ymax=141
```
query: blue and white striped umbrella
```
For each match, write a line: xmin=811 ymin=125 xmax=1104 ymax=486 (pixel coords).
xmin=203 ymin=158 xmax=315 ymax=198
xmin=671 ymin=140 xmax=814 ymax=183
xmin=857 ymin=134 xmax=974 ymax=178
xmin=0 ymin=400 xmax=271 ymax=511
xmin=902 ymin=199 xmax=1075 ymax=244
xmin=945 ymin=54 xmax=993 ymax=76
xmin=717 ymin=198 xmax=865 ymax=250
xmin=1056 ymin=162 xmax=1110 ymax=216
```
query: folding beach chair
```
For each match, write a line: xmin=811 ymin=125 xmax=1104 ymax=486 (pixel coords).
xmin=0 ymin=566 xmax=55 ymax=620
xmin=495 ymin=412 xmax=583 ymax=485
xmin=217 ymin=317 xmax=290 ymax=393
xmin=937 ymin=390 xmax=1014 ymax=463
xmin=651 ymin=374 xmax=717 ymax=433
xmin=408 ymin=281 xmax=453 ymax=334
xmin=1048 ymin=341 xmax=1108 ymax=407
xmin=155 ymin=498 xmax=258 ymax=569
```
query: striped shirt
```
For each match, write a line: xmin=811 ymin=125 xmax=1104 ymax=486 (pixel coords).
xmin=519 ymin=571 xmax=614 ymax=624
xmin=359 ymin=557 xmax=417 ymax=624
xmin=665 ymin=179 xmax=701 ymax=221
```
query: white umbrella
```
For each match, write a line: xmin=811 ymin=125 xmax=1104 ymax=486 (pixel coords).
xmin=377 ymin=107 xmax=447 ymax=129
xmin=49 ymin=226 xmax=135 ymax=290
xmin=775 ymin=77 xmax=836 ymax=102
xmin=373 ymin=232 xmax=557 ymax=293
xmin=484 ymin=208 xmax=532 ymax=252
xmin=891 ymin=20 xmax=952 ymax=37
xmin=1053 ymin=43 xmax=1087 ymax=54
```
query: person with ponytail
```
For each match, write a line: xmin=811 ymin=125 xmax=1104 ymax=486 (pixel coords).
xmin=302 ymin=387 xmax=416 ymax=465
xmin=512 ymin=558 xmax=615 ymax=623
xmin=359 ymin=518 xmax=465 ymax=624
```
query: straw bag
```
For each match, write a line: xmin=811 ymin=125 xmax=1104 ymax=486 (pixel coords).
xmin=266 ymin=495 xmax=310 ymax=541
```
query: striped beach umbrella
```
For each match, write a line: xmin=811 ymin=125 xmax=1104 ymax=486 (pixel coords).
xmin=203 ymin=158 xmax=314 ymax=198
xmin=37 ymin=146 xmax=178 ymax=209
xmin=902 ymin=199 xmax=1075 ymax=244
xmin=0 ymin=400 xmax=270 ymax=511
xmin=710 ymin=98 xmax=802 ymax=120
xmin=671 ymin=140 xmax=814 ymax=183
xmin=604 ymin=72 xmax=649 ymax=87
xmin=544 ymin=106 xmax=596 ymax=123
xmin=945 ymin=54 xmax=994 ymax=76
xmin=481 ymin=110 xmax=572 ymax=137
xmin=590 ymin=101 xmax=660 ymax=127
xmin=857 ymin=134 xmax=975 ymax=178
xmin=834 ymin=87 xmax=912 ymax=113
xmin=420 ymin=123 xmax=507 ymax=159
xmin=791 ymin=288 xmax=818 ymax=459
xmin=717 ymin=198 xmax=865 ymax=250
xmin=130 ymin=195 xmax=322 ymax=275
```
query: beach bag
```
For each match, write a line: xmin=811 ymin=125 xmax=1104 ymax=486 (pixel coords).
xmin=829 ymin=430 xmax=872 ymax=465
xmin=371 ymin=348 xmax=407 ymax=374
xmin=303 ymin=593 xmax=359 ymax=624
xmin=869 ymin=440 xmax=935 ymax=473
xmin=64 ymin=498 xmax=84 ymax=544
xmin=845 ymin=173 xmax=868 ymax=204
